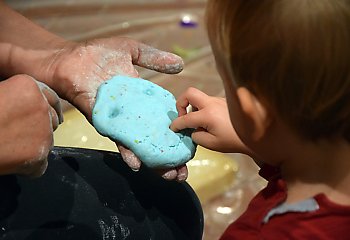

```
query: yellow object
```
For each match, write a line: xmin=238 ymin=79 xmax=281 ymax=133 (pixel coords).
xmin=54 ymin=108 xmax=238 ymax=203
xmin=186 ymin=149 xmax=238 ymax=204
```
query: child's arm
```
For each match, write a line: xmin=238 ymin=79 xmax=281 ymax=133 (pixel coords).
xmin=170 ymin=87 xmax=252 ymax=155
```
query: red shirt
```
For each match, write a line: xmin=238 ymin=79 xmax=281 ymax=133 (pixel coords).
xmin=220 ymin=165 xmax=350 ymax=240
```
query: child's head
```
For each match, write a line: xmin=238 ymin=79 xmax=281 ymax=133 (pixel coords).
xmin=206 ymin=0 xmax=350 ymax=142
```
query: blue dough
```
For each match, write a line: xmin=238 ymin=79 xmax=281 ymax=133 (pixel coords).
xmin=92 ymin=76 xmax=197 ymax=168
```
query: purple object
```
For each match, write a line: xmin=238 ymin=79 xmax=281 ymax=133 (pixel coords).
xmin=179 ymin=14 xmax=198 ymax=28
xmin=180 ymin=21 xmax=198 ymax=27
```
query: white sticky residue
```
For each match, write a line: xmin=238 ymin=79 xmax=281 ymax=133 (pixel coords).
xmin=111 ymin=216 xmax=130 ymax=239
xmin=66 ymin=224 xmax=74 ymax=230
xmin=74 ymin=44 xmax=138 ymax=110
xmin=139 ymin=45 xmax=184 ymax=74
xmin=60 ymin=175 xmax=78 ymax=189
xmin=118 ymin=145 xmax=141 ymax=171
xmin=98 ymin=216 xmax=130 ymax=240
xmin=73 ymin=40 xmax=183 ymax=111
xmin=21 ymin=144 xmax=50 ymax=176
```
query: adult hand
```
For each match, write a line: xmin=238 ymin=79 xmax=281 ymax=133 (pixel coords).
xmin=170 ymin=87 xmax=247 ymax=153
xmin=47 ymin=37 xmax=183 ymax=119
xmin=0 ymin=4 xmax=186 ymax=180
xmin=117 ymin=145 xmax=188 ymax=182
xmin=44 ymin=37 xmax=187 ymax=181
xmin=0 ymin=75 xmax=63 ymax=177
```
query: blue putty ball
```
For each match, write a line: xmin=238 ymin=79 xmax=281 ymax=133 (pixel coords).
xmin=92 ymin=76 xmax=197 ymax=168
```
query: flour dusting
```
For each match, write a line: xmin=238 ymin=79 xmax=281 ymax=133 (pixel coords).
xmin=98 ymin=216 xmax=130 ymax=240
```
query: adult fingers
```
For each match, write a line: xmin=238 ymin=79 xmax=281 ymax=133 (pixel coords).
xmin=133 ymin=42 xmax=184 ymax=74
xmin=26 ymin=157 xmax=49 ymax=178
xmin=155 ymin=165 xmax=188 ymax=181
xmin=35 ymin=80 xmax=64 ymax=124
xmin=48 ymin=106 xmax=59 ymax=131
xmin=18 ymin=154 xmax=50 ymax=178
xmin=155 ymin=168 xmax=178 ymax=180
xmin=117 ymin=144 xmax=188 ymax=181
xmin=176 ymin=165 xmax=188 ymax=182
xmin=116 ymin=143 xmax=142 ymax=171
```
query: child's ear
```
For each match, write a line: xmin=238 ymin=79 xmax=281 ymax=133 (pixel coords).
xmin=236 ymin=87 xmax=271 ymax=141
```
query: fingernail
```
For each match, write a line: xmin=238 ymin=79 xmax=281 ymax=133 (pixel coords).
xmin=128 ymin=160 xmax=141 ymax=171
xmin=130 ymin=167 xmax=140 ymax=172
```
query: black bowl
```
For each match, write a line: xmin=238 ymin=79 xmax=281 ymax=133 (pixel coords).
xmin=0 ymin=147 xmax=203 ymax=240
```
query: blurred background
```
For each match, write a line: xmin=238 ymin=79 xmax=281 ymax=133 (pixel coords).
xmin=5 ymin=0 xmax=266 ymax=239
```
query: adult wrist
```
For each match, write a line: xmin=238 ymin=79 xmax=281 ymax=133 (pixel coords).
xmin=5 ymin=39 xmax=74 ymax=91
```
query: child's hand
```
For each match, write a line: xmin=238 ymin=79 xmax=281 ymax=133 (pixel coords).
xmin=170 ymin=87 xmax=246 ymax=153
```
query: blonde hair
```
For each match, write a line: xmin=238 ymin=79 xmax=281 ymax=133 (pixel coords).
xmin=206 ymin=0 xmax=350 ymax=141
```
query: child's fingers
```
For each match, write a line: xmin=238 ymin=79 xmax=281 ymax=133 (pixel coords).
xmin=170 ymin=111 xmax=206 ymax=132
xmin=176 ymin=87 xmax=209 ymax=116
xmin=175 ymin=96 xmax=190 ymax=116
xmin=191 ymin=129 xmax=218 ymax=150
